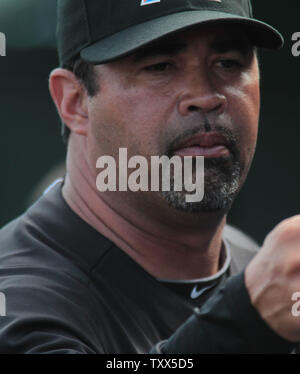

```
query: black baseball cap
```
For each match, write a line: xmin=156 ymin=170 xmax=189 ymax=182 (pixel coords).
xmin=57 ymin=0 xmax=283 ymax=67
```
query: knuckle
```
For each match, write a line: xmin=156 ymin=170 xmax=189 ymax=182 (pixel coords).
xmin=275 ymin=219 xmax=300 ymax=244
xmin=277 ymin=253 xmax=300 ymax=280
xmin=285 ymin=256 xmax=300 ymax=277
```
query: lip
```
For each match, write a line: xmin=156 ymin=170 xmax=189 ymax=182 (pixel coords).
xmin=174 ymin=132 xmax=230 ymax=158
xmin=174 ymin=132 xmax=229 ymax=149
xmin=174 ymin=145 xmax=230 ymax=158
xmin=173 ymin=132 xmax=230 ymax=158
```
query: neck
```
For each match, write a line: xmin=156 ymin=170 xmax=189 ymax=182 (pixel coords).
xmin=63 ymin=136 xmax=227 ymax=280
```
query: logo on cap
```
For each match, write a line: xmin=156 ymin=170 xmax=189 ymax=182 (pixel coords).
xmin=141 ymin=0 xmax=220 ymax=5
xmin=140 ymin=0 xmax=161 ymax=6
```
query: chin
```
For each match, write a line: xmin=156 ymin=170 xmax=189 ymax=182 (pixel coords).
xmin=160 ymin=189 xmax=237 ymax=215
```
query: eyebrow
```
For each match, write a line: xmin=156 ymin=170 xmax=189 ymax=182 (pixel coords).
xmin=132 ymin=41 xmax=188 ymax=62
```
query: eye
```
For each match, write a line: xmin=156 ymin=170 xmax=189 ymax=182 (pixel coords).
xmin=144 ymin=62 xmax=173 ymax=72
xmin=217 ymin=59 xmax=243 ymax=69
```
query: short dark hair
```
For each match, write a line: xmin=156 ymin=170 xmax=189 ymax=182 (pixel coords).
xmin=61 ymin=56 xmax=99 ymax=143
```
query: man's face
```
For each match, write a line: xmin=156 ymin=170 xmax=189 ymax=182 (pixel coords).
xmin=85 ymin=24 xmax=260 ymax=215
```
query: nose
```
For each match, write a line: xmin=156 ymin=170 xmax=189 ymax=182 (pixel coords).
xmin=178 ymin=72 xmax=227 ymax=117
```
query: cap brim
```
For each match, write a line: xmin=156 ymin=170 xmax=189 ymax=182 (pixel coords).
xmin=81 ymin=10 xmax=283 ymax=65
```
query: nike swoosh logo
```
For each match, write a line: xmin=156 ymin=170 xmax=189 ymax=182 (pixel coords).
xmin=190 ymin=282 xmax=217 ymax=300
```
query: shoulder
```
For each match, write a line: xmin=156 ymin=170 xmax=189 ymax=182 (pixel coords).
xmin=0 ymin=252 xmax=103 ymax=353
xmin=0 ymin=217 xmax=103 ymax=353
xmin=0 ymin=212 xmax=87 ymax=282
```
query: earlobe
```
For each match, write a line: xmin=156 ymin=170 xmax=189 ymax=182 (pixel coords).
xmin=49 ymin=68 xmax=89 ymax=136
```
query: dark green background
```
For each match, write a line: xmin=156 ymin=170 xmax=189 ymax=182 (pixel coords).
xmin=1 ymin=1 xmax=299 ymax=244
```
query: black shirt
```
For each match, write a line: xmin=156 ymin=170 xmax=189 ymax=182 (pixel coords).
xmin=0 ymin=183 xmax=294 ymax=353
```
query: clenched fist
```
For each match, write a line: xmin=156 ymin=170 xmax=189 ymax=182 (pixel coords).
xmin=245 ymin=215 xmax=300 ymax=342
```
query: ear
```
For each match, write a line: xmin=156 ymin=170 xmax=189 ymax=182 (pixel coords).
xmin=49 ymin=68 xmax=89 ymax=136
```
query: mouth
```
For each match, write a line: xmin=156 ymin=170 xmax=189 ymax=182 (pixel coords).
xmin=172 ymin=132 xmax=231 ymax=158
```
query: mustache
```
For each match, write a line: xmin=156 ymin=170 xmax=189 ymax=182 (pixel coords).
xmin=165 ymin=124 xmax=240 ymax=161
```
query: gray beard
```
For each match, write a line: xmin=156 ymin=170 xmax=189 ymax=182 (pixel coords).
xmin=160 ymin=158 xmax=241 ymax=214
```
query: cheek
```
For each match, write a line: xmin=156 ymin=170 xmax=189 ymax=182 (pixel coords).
xmin=106 ymin=87 xmax=175 ymax=155
xmin=225 ymin=74 xmax=260 ymax=155
xmin=84 ymin=98 xmax=121 ymax=174
xmin=86 ymin=91 xmax=166 ymax=163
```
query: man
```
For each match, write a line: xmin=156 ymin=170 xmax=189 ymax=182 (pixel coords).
xmin=0 ymin=0 xmax=298 ymax=354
